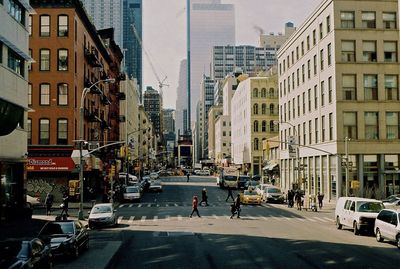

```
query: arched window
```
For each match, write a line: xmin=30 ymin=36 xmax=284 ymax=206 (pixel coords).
xmin=253 ymin=103 xmax=258 ymax=115
xmin=261 ymin=103 xmax=266 ymax=114
xmin=270 ymin=104 xmax=275 ymax=115
xmin=253 ymin=88 xmax=259 ymax=98
xmin=270 ymin=121 xmax=275 ymax=132
xmin=262 ymin=121 xmax=267 ymax=132
xmin=254 ymin=138 xmax=259 ymax=150
xmin=261 ymin=88 xmax=267 ymax=98
xmin=268 ymin=87 xmax=275 ymax=98
xmin=253 ymin=120 xmax=259 ymax=132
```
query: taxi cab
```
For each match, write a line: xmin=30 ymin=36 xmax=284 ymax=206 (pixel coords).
xmin=240 ymin=189 xmax=262 ymax=205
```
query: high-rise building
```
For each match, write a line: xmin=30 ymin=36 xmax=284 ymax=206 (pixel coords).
xmin=81 ymin=0 xmax=124 ymax=47
xmin=188 ymin=0 xmax=235 ymax=125
xmin=123 ymin=0 xmax=143 ymax=96
xmin=175 ymin=59 xmax=188 ymax=139
xmin=278 ymin=0 xmax=399 ymax=200
xmin=143 ymin=86 xmax=162 ymax=136
xmin=0 ymin=0 xmax=32 ymax=220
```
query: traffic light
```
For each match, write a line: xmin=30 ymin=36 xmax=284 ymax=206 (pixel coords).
xmin=110 ymin=165 xmax=116 ymax=177
xmin=120 ymin=146 xmax=126 ymax=157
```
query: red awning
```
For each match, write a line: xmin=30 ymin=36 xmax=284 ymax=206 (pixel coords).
xmin=26 ymin=157 xmax=75 ymax=172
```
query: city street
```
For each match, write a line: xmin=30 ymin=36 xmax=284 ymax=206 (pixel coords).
xmin=47 ymin=176 xmax=400 ymax=269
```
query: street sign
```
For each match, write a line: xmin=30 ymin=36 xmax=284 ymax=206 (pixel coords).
xmin=287 ymin=136 xmax=297 ymax=158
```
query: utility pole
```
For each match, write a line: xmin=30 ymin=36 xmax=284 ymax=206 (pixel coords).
xmin=345 ymin=137 xmax=350 ymax=197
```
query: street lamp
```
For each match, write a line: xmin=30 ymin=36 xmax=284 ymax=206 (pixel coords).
xmin=124 ymin=127 xmax=149 ymax=185
xmin=77 ymin=78 xmax=115 ymax=220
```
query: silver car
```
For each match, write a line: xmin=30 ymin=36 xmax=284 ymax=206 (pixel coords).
xmin=374 ymin=208 xmax=400 ymax=248
xmin=88 ymin=203 xmax=117 ymax=229
xmin=123 ymin=186 xmax=141 ymax=201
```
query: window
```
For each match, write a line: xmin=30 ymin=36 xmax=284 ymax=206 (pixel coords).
xmin=40 ymin=49 xmax=50 ymax=71
xmin=58 ymin=83 xmax=68 ymax=105
xmin=40 ymin=83 xmax=50 ymax=105
xmin=314 ymin=85 xmax=318 ymax=109
xmin=327 ymin=43 xmax=332 ymax=66
xmin=307 ymin=36 xmax=310 ymax=50
xmin=302 ymin=92 xmax=305 ymax=114
xmin=301 ymin=41 xmax=304 ymax=56
xmin=313 ymin=55 xmax=317 ymax=75
xmin=288 ymin=100 xmax=291 ymax=120
xmin=385 ymin=75 xmax=398 ymax=100
xmin=262 ymin=121 xmax=267 ymax=132
xmin=328 ymin=76 xmax=333 ymax=103
xmin=27 ymin=118 xmax=32 ymax=144
xmin=365 ymin=112 xmax=379 ymax=139
xmin=28 ymin=83 xmax=32 ymax=106
xmin=312 ymin=29 xmax=316 ymax=45
xmin=319 ymin=23 xmax=323 ymax=40
xmin=261 ymin=103 xmax=266 ymax=114
xmin=362 ymin=12 xmax=376 ymax=28
xmin=321 ymin=81 xmax=325 ymax=106
xmin=384 ymin=41 xmax=397 ymax=62
xmin=309 ymin=120 xmax=312 ymax=144
xmin=28 ymin=15 xmax=32 ymax=36
xmin=58 ymin=49 xmax=68 ymax=71
xmin=253 ymin=103 xmax=258 ymax=115
xmin=270 ymin=104 xmax=274 ymax=115
xmin=296 ymin=69 xmax=299 ymax=86
xmin=363 ymin=41 xmax=377 ymax=62
xmin=386 ymin=112 xmax=399 ymax=139
xmin=320 ymin=49 xmax=324 ymax=71
xmin=297 ymin=95 xmax=300 ymax=117
xmin=253 ymin=88 xmax=258 ymax=98
xmin=303 ymin=122 xmax=306 ymax=145
xmin=341 ymin=12 xmax=354 ymax=28
xmin=326 ymin=15 xmax=331 ymax=32
xmin=315 ymin=118 xmax=319 ymax=143
xmin=383 ymin=12 xmax=396 ymax=29
xmin=302 ymin=64 xmax=305 ymax=82
xmin=307 ymin=60 xmax=311 ymax=79
xmin=268 ymin=88 xmax=275 ymax=98
xmin=28 ymin=49 xmax=32 ymax=71
xmin=364 ymin=74 xmax=378 ymax=100
xmin=270 ymin=121 xmax=275 ymax=132
xmin=322 ymin=115 xmax=326 ymax=142
xmin=40 ymin=15 xmax=50 ymax=37
xmin=329 ymin=113 xmax=333 ymax=140
xmin=253 ymin=120 xmax=259 ymax=132
xmin=58 ymin=15 xmax=68 ymax=36
xmin=254 ymin=138 xmax=259 ymax=150
xmin=343 ymin=74 xmax=356 ymax=100
xmin=344 ymin=112 xmax=357 ymax=139
xmin=223 ymin=131 xmax=226 ymax=136
xmin=7 ymin=49 xmax=24 ymax=77
xmin=57 ymin=119 xmax=68 ymax=145
xmin=341 ymin=40 xmax=355 ymax=62
xmin=7 ymin=0 xmax=25 ymax=25
xmin=261 ymin=88 xmax=266 ymax=98
xmin=308 ymin=88 xmax=311 ymax=112
xmin=39 ymin=118 xmax=50 ymax=145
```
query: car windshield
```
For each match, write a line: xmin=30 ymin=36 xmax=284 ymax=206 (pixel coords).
xmin=248 ymin=181 xmax=257 ymax=186
xmin=357 ymin=201 xmax=384 ymax=213
xmin=244 ymin=191 xmax=257 ymax=196
xmin=40 ymin=222 xmax=74 ymax=235
xmin=92 ymin=205 xmax=112 ymax=214
xmin=383 ymin=195 xmax=400 ymax=203
xmin=224 ymin=175 xmax=237 ymax=181
xmin=125 ymin=187 xmax=138 ymax=193
xmin=239 ymin=176 xmax=250 ymax=181
xmin=267 ymin=188 xmax=281 ymax=193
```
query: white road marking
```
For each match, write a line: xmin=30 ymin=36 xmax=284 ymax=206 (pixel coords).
xmin=165 ymin=215 xmax=170 ymax=221
xmin=118 ymin=216 xmax=123 ymax=223
xmin=306 ymin=217 xmax=317 ymax=222
xmin=147 ymin=204 xmax=151 ymax=207
xmin=224 ymin=215 xmax=231 ymax=219
xmin=141 ymin=216 xmax=146 ymax=222
xmin=128 ymin=216 xmax=135 ymax=223
xmin=174 ymin=203 xmax=178 ymax=207
xmin=138 ymin=204 xmax=142 ymax=208
xmin=212 ymin=214 xmax=218 ymax=219
xmin=129 ymin=204 xmax=133 ymax=208
xmin=294 ymin=218 xmax=306 ymax=222
xmin=153 ymin=216 xmax=158 ymax=221
xmin=118 ymin=204 xmax=124 ymax=208
xmin=272 ymin=216 xmax=281 ymax=221
xmin=314 ymin=217 xmax=328 ymax=222
xmin=324 ymin=217 xmax=334 ymax=222
xmin=166 ymin=204 xmax=169 ymax=207
xmin=261 ymin=216 xmax=269 ymax=221
xmin=177 ymin=215 xmax=183 ymax=221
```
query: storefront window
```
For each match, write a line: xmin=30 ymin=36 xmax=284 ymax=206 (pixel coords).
xmin=363 ymin=155 xmax=379 ymax=194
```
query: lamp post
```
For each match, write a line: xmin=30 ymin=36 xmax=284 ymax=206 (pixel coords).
xmin=124 ymin=127 xmax=148 ymax=185
xmin=78 ymin=78 xmax=115 ymax=220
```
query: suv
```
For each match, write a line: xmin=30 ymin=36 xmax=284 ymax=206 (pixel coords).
xmin=335 ymin=197 xmax=384 ymax=235
xmin=238 ymin=175 xmax=250 ymax=189
xmin=374 ymin=208 xmax=400 ymax=248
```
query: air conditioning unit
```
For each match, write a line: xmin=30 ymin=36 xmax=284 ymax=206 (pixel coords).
xmin=88 ymin=142 xmax=100 ymax=151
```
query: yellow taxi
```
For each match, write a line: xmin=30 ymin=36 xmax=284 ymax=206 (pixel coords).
xmin=240 ymin=189 xmax=262 ymax=205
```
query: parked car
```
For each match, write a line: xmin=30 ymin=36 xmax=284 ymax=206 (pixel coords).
xmin=382 ymin=195 xmax=400 ymax=208
xmin=238 ymin=175 xmax=250 ymax=189
xmin=260 ymin=186 xmax=285 ymax=203
xmin=0 ymin=238 xmax=53 ymax=269
xmin=88 ymin=203 xmax=118 ymax=229
xmin=119 ymin=173 xmax=138 ymax=184
xmin=335 ymin=197 xmax=384 ymax=235
xmin=123 ymin=186 xmax=141 ymax=202
xmin=26 ymin=195 xmax=41 ymax=208
xmin=149 ymin=172 xmax=159 ymax=180
xmin=245 ymin=180 xmax=259 ymax=190
xmin=220 ymin=175 xmax=239 ymax=189
xmin=374 ymin=208 xmax=400 ymax=248
xmin=240 ymin=189 xmax=262 ymax=205
xmin=38 ymin=220 xmax=89 ymax=258
xmin=251 ymin=175 xmax=261 ymax=181
xmin=149 ymin=180 xmax=163 ymax=192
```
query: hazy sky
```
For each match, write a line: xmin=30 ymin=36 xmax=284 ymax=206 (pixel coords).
xmin=142 ymin=0 xmax=322 ymax=109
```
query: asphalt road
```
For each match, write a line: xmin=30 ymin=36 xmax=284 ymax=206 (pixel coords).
xmin=103 ymin=176 xmax=400 ymax=269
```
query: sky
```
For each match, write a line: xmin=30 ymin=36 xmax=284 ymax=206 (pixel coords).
xmin=142 ymin=0 xmax=323 ymax=110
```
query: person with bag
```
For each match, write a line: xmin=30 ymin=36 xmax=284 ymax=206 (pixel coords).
xmin=44 ymin=192 xmax=54 ymax=215
xmin=234 ymin=193 xmax=241 ymax=218
xmin=189 ymin=195 xmax=201 ymax=218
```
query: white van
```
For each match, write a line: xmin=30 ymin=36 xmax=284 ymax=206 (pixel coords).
xmin=374 ymin=208 xmax=400 ymax=248
xmin=335 ymin=197 xmax=384 ymax=235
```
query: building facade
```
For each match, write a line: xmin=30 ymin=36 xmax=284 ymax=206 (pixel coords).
xmin=277 ymin=0 xmax=400 ymax=200
xmin=207 ymin=105 xmax=222 ymax=161
xmin=175 ymin=59 xmax=188 ymax=139
xmin=143 ymin=86 xmax=162 ymax=136
xmin=0 ymin=0 xmax=32 ymax=221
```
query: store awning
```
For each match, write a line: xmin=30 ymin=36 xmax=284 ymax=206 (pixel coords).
xmin=263 ymin=160 xmax=279 ymax=171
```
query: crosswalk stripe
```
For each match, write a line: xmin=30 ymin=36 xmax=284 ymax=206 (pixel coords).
xmin=323 ymin=217 xmax=334 ymax=222
xmin=294 ymin=217 xmax=305 ymax=222
xmin=178 ymin=215 xmax=182 ymax=221
xmin=141 ymin=216 xmax=146 ymax=222
xmin=128 ymin=216 xmax=135 ymax=223
xmin=166 ymin=204 xmax=169 ymax=207
xmin=224 ymin=215 xmax=231 ymax=219
xmin=165 ymin=215 xmax=170 ymax=221
xmin=118 ymin=216 xmax=123 ymax=223
xmin=261 ymin=216 xmax=268 ymax=220
xmin=174 ymin=203 xmax=178 ymax=207
xmin=153 ymin=216 xmax=158 ymax=221
xmin=138 ymin=204 xmax=142 ymax=208
xmin=272 ymin=216 xmax=281 ymax=221
xmin=212 ymin=214 xmax=218 ymax=219
xmin=118 ymin=204 xmax=124 ymax=208
xmin=147 ymin=204 xmax=151 ymax=207
xmin=314 ymin=217 xmax=328 ymax=222
xmin=306 ymin=217 xmax=317 ymax=222
xmin=129 ymin=204 xmax=134 ymax=208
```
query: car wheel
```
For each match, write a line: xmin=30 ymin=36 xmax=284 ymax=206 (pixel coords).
xmin=375 ymin=228 xmax=383 ymax=242
xmin=353 ymin=221 xmax=360 ymax=235
xmin=397 ymin=235 xmax=400 ymax=249
xmin=73 ymin=243 xmax=79 ymax=258
xmin=335 ymin=217 xmax=342 ymax=230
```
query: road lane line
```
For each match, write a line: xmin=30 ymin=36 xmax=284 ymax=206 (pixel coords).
xmin=141 ymin=216 xmax=146 ymax=222
xmin=129 ymin=204 xmax=133 ymax=208
xmin=314 ymin=217 xmax=328 ymax=222
xmin=118 ymin=216 xmax=123 ymax=223
xmin=138 ymin=204 xmax=142 ymax=208
xmin=153 ymin=216 xmax=158 ymax=221
xmin=128 ymin=216 xmax=135 ymax=224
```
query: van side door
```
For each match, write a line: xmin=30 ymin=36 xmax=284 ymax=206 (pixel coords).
xmin=388 ymin=212 xmax=398 ymax=241
xmin=347 ymin=201 xmax=356 ymax=227
xmin=342 ymin=200 xmax=351 ymax=226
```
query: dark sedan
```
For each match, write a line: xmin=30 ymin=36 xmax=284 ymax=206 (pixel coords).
xmin=238 ymin=175 xmax=250 ymax=189
xmin=0 ymin=238 xmax=53 ymax=269
xmin=38 ymin=220 xmax=89 ymax=259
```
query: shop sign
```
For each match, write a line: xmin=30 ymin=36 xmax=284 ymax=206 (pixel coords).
xmin=26 ymin=157 xmax=75 ymax=172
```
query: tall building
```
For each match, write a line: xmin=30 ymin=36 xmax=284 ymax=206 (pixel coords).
xmin=0 ymin=0 xmax=32 ymax=220
xmin=81 ymin=0 xmax=124 ymax=47
xmin=175 ymin=59 xmax=188 ymax=139
xmin=163 ymin=109 xmax=175 ymax=134
xmin=188 ymin=0 xmax=235 ymax=125
xmin=143 ymin=86 xmax=162 ymax=136
xmin=277 ymin=0 xmax=399 ymax=200
xmin=123 ymin=0 xmax=142 ymax=95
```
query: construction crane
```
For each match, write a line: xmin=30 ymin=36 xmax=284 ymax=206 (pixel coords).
xmin=130 ymin=24 xmax=169 ymax=97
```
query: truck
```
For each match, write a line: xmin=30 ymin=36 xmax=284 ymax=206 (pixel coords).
xmin=218 ymin=167 xmax=239 ymax=189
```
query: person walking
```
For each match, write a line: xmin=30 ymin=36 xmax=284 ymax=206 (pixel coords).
xmin=225 ymin=185 xmax=234 ymax=202
xmin=234 ymin=194 xmax=241 ymax=218
xmin=295 ymin=190 xmax=302 ymax=211
xmin=187 ymin=172 xmax=190 ymax=182
xmin=60 ymin=193 xmax=69 ymax=217
xmin=317 ymin=192 xmax=324 ymax=209
xmin=44 ymin=192 xmax=54 ymax=215
xmin=200 ymin=188 xmax=209 ymax=206
xmin=189 ymin=195 xmax=201 ymax=218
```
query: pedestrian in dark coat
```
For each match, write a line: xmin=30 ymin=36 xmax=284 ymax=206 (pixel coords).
xmin=200 ymin=188 xmax=209 ymax=206
xmin=317 ymin=192 xmax=324 ymax=209
xmin=189 ymin=196 xmax=200 ymax=218
xmin=187 ymin=173 xmax=190 ymax=182
xmin=225 ymin=186 xmax=234 ymax=202
xmin=234 ymin=194 xmax=241 ymax=218
xmin=287 ymin=190 xmax=294 ymax=208
xmin=230 ymin=203 xmax=237 ymax=219
xmin=45 ymin=193 xmax=54 ymax=215
xmin=60 ymin=193 xmax=69 ymax=217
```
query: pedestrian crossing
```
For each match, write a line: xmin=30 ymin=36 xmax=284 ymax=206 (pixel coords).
xmin=115 ymin=214 xmax=334 ymax=224
xmin=118 ymin=202 xmax=264 ymax=208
